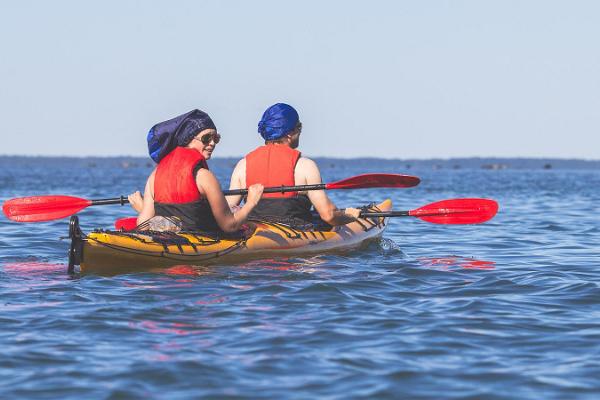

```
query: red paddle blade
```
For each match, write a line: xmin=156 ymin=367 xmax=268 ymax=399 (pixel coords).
xmin=409 ymin=198 xmax=499 ymax=224
xmin=115 ymin=217 xmax=138 ymax=231
xmin=2 ymin=196 xmax=91 ymax=222
xmin=326 ymin=173 xmax=420 ymax=190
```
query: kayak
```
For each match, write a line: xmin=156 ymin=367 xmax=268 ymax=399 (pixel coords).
xmin=68 ymin=199 xmax=392 ymax=274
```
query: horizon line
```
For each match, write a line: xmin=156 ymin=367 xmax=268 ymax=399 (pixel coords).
xmin=1 ymin=154 xmax=600 ymax=162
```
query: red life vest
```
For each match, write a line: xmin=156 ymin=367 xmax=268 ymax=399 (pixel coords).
xmin=154 ymin=147 xmax=208 ymax=203
xmin=245 ymin=144 xmax=301 ymax=198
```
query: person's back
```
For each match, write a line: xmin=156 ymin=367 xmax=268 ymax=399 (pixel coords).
xmin=228 ymin=103 xmax=359 ymax=226
xmin=245 ymin=142 xmax=313 ymax=224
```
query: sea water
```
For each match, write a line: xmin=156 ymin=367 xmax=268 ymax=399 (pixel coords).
xmin=1 ymin=157 xmax=599 ymax=399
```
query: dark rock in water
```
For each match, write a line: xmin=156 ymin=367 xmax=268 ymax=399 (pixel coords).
xmin=543 ymin=163 xmax=552 ymax=169
xmin=481 ymin=163 xmax=508 ymax=170
xmin=120 ymin=161 xmax=139 ymax=168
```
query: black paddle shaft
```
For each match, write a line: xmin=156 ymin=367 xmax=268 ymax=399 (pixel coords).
xmin=359 ymin=211 xmax=410 ymax=218
xmin=91 ymin=196 xmax=129 ymax=206
xmin=224 ymin=183 xmax=326 ymax=196
xmin=88 ymin=185 xmax=328 ymax=205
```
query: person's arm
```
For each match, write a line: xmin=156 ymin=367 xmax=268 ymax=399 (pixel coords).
xmin=299 ymin=158 xmax=360 ymax=226
xmin=136 ymin=170 xmax=156 ymax=225
xmin=226 ymin=158 xmax=246 ymax=208
xmin=197 ymin=169 xmax=263 ymax=232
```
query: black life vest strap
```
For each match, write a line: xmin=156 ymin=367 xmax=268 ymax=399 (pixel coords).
xmin=248 ymin=196 xmax=313 ymax=225
xmin=155 ymin=200 xmax=220 ymax=232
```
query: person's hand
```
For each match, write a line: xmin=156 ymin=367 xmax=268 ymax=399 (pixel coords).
xmin=344 ymin=207 xmax=361 ymax=219
xmin=245 ymin=184 xmax=264 ymax=207
xmin=128 ymin=191 xmax=144 ymax=213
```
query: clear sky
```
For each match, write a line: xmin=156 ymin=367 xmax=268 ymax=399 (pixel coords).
xmin=1 ymin=0 xmax=598 ymax=159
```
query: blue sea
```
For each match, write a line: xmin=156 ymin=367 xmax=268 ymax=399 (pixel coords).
xmin=1 ymin=157 xmax=599 ymax=399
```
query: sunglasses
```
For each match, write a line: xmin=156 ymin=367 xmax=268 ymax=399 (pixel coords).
xmin=194 ymin=132 xmax=221 ymax=145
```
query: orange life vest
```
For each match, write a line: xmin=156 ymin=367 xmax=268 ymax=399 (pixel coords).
xmin=245 ymin=144 xmax=301 ymax=198
xmin=153 ymin=147 xmax=219 ymax=231
xmin=154 ymin=147 xmax=208 ymax=203
xmin=245 ymin=144 xmax=313 ymax=224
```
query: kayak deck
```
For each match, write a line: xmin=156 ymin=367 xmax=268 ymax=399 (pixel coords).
xmin=68 ymin=199 xmax=391 ymax=274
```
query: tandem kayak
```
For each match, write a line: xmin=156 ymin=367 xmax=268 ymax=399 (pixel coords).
xmin=68 ymin=199 xmax=392 ymax=274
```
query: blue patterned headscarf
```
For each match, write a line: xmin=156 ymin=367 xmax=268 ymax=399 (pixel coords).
xmin=257 ymin=103 xmax=299 ymax=141
xmin=147 ymin=109 xmax=216 ymax=163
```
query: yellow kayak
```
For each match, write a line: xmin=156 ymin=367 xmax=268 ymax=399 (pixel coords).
xmin=68 ymin=199 xmax=391 ymax=274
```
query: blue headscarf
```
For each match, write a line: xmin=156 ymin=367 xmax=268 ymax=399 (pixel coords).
xmin=257 ymin=103 xmax=299 ymax=141
xmin=147 ymin=109 xmax=216 ymax=163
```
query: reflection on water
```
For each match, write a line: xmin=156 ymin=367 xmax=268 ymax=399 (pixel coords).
xmin=239 ymin=258 xmax=301 ymax=271
xmin=1 ymin=261 xmax=67 ymax=277
xmin=418 ymin=256 xmax=496 ymax=271
xmin=129 ymin=320 xmax=211 ymax=336
xmin=162 ymin=264 xmax=218 ymax=277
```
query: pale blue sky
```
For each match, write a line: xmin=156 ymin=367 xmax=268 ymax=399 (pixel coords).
xmin=1 ymin=0 xmax=598 ymax=159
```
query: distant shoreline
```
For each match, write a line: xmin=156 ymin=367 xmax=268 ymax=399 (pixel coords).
xmin=1 ymin=154 xmax=599 ymax=162
xmin=1 ymin=155 xmax=599 ymax=170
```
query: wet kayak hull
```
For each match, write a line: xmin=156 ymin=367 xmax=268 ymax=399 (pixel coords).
xmin=68 ymin=199 xmax=391 ymax=274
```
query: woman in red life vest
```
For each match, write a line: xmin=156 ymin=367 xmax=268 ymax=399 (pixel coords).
xmin=130 ymin=109 xmax=263 ymax=232
xmin=228 ymin=103 xmax=360 ymax=226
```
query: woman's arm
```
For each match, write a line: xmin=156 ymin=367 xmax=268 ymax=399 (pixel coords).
xmin=136 ymin=170 xmax=156 ymax=226
xmin=197 ymin=169 xmax=263 ymax=232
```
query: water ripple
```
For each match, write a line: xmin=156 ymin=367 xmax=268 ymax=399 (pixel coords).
xmin=1 ymin=162 xmax=600 ymax=398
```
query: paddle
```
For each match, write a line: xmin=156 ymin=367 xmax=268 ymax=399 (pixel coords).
xmin=2 ymin=173 xmax=420 ymax=223
xmin=225 ymin=173 xmax=420 ymax=195
xmin=114 ymin=198 xmax=498 ymax=230
xmin=359 ymin=198 xmax=498 ymax=224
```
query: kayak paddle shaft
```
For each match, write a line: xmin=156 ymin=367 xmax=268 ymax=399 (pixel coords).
xmin=90 ymin=196 xmax=129 ymax=206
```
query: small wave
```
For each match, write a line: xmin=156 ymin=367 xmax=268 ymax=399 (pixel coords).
xmin=375 ymin=237 xmax=405 ymax=256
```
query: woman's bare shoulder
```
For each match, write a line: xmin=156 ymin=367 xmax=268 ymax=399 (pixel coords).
xmin=196 ymin=167 xmax=217 ymax=180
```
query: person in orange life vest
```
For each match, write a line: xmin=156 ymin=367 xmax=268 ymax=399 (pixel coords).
xmin=227 ymin=103 xmax=360 ymax=225
xmin=129 ymin=109 xmax=263 ymax=232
